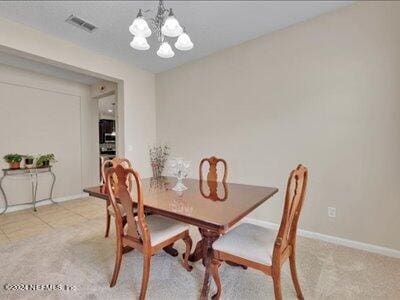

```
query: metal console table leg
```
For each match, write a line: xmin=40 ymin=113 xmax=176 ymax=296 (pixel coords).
xmin=0 ymin=174 xmax=8 ymax=215
xmin=31 ymin=173 xmax=39 ymax=212
xmin=49 ymin=170 xmax=57 ymax=204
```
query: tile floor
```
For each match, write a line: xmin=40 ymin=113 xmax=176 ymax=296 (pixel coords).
xmin=0 ymin=197 xmax=105 ymax=244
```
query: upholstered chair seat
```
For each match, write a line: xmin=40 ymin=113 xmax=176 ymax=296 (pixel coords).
xmin=107 ymin=203 xmax=126 ymax=217
xmin=213 ymin=223 xmax=276 ymax=265
xmin=124 ymin=215 xmax=190 ymax=246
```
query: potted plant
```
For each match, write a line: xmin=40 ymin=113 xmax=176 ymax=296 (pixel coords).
xmin=149 ymin=144 xmax=170 ymax=178
xmin=36 ymin=154 xmax=57 ymax=167
xmin=24 ymin=155 xmax=35 ymax=168
xmin=3 ymin=153 xmax=23 ymax=169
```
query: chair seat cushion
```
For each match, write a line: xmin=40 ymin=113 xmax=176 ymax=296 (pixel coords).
xmin=212 ymin=223 xmax=277 ymax=265
xmin=124 ymin=215 xmax=189 ymax=246
xmin=107 ymin=203 xmax=126 ymax=217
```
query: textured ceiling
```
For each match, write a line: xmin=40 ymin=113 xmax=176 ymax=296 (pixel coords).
xmin=0 ymin=1 xmax=352 ymax=73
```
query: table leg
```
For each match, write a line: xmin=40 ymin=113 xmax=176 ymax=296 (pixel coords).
xmin=49 ymin=170 xmax=56 ymax=204
xmin=163 ymin=243 xmax=179 ymax=257
xmin=188 ymin=239 xmax=204 ymax=263
xmin=0 ymin=175 xmax=8 ymax=215
xmin=122 ymin=246 xmax=134 ymax=254
xmin=31 ymin=173 xmax=39 ymax=212
xmin=200 ymin=228 xmax=219 ymax=300
xmin=186 ymin=228 xmax=204 ymax=263
xmin=226 ymin=261 xmax=248 ymax=269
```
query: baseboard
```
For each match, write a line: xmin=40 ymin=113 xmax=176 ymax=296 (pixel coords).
xmin=244 ymin=218 xmax=400 ymax=259
xmin=2 ymin=193 xmax=89 ymax=214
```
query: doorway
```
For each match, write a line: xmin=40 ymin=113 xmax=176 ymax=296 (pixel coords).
xmin=97 ymin=92 xmax=117 ymax=181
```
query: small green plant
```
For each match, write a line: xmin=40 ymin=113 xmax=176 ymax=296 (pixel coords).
xmin=36 ymin=154 xmax=57 ymax=167
xmin=3 ymin=153 xmax=23 ymax=163
xmin=24 ymin=155 xmax=34 ymax=160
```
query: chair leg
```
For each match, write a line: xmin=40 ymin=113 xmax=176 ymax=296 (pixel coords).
xmin=105 ymin=198 xmax=111 ymax=238
xmin=182 ymin=234 xmax=193 ymax=271
xmin=105 ymin=210 xmax=111 ymax=238
xmin=139 ymin=254 xmax=151 ymax=300
xmin=210 ymin=258 xmax=222 ymax=300
xmin=272 ymin=267 xmax=282 ymax=300
xmin=289 ymin=251 xmax=304 ymax=300
xmin=110 ymin=235 xmax=123 ymax=287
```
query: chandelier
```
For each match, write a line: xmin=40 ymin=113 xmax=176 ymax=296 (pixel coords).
xmin=129 ymin=0 xmax=194 ymax=58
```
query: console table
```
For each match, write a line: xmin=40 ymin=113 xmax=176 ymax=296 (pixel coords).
xmin=0 ymin=166 xmax=56 ymax=214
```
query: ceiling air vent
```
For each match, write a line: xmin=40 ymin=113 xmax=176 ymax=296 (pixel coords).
xmin=66 ymin=15 xmax=97 ymax=33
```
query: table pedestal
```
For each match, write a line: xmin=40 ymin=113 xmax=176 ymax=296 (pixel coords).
xmin=188 ymin=228 xmax=247 ymax=299
xmin=163 ymin=244 xmax=179 ymax=256
xmin=186 ymin=228 xmax=220 ymax=300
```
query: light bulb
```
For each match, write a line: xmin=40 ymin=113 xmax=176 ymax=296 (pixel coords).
xmin=130 ymin=36 xmax=150 ymax=50
xmin=175 ymin=33 xmax=193 ymax=51
xmin=129 ymin=11 xmax=151 ymax=37
xmin=161 ymin=10 xmax=183 ymax=37
xmin=157 ymin=42 xmax=175 ymax=58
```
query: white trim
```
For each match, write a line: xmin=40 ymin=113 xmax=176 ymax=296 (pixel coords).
xmin=3 ymin=193 xmax=88 ymax=213
xmin=244 ymin=218 xmax=400 ymax=259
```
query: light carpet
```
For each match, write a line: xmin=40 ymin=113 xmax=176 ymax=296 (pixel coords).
xmin=0 ymin=217 xmax=399 ymax=299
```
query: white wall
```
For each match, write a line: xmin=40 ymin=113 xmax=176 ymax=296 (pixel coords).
xmin=0 ymin=15 xmax=156 ymax=178
xmin=156 ymin=2 xmax=400 ymax=250
xmin=0 ymin=64 xmax=98 ymax=204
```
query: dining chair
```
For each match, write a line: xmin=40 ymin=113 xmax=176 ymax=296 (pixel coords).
xmin=199 ymin=156 xmax=228 ymax=182
xmin=106 ymin=164 xmax=193 ymax=299
xmin=101 ymin=157 xmax=132 ymax=238
xmin=210 ymin=164 xmax=308 ymax=300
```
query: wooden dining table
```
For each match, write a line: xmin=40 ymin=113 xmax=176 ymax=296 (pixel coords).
xmin=84 ymin=176 xmax=278 ymax=299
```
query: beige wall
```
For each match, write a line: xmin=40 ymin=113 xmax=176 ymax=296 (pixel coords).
xmin=0 ymin=16 xmax=156 ymax=178
xmin=156 ymin=2 xmax=400 ymax=250
xmin=0 ymin=64 xmax=99 ymax=203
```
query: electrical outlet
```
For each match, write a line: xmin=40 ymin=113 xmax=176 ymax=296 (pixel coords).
xmin=127 ymin=145 xmax=133 ymax=151
xmin=328 ymin=207 xmax=336 ymax=218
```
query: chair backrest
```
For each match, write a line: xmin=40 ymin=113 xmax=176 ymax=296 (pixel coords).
xmin=199 ymin=156 xmax=228 ymax=182
xmin=101 ymin=157 xmax=132 ymax=192
xmin=106 ymin=164 xmax=151 ymax=247
xmin=101 ymin=157 xmax=132 ymax=183
xmin=273 ymin=165 xmax=308 ymax=256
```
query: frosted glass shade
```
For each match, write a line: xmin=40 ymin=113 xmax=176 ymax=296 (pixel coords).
xmin=129 ymin=16 xmax=151 ymax=38
xmin=175 ymin=33 xmax=193 ymax=51
xmin=130 ymin=36 xmax=150 ymax=50
xmin=157 ymin=42 xmax=175 ymax=58
xmin=161 ymin=15 xmax=183 ymax=37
